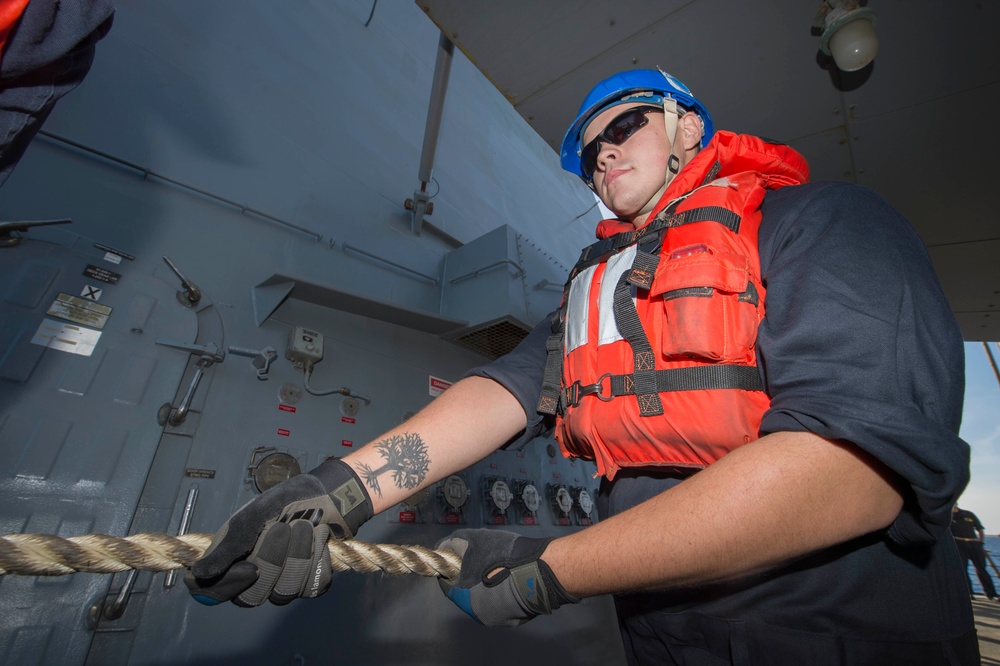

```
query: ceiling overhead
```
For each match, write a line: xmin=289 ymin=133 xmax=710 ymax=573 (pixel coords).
xmin=417 ymin=0 xmax=1000 ymax=341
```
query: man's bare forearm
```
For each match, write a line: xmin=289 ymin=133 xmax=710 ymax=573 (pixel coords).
xmin=341 ymin=376 xmax=527 ymax=514
xmin=542 ymin=431 xmax=905 ymax=597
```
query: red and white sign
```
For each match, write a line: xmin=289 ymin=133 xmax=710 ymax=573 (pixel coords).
xmin=341 ymin=439 xmax=353 ymax=447
xmin=398 ymin=511 xmax=417 ymax=523
xmin=278 ymin=404 xmax=296 ymax=413
xmin=277 ymin=428 xmax=290 ymax=437
xmin=428 ymin=375 xmax=452 ymax=397
xmin=341 ymin=416 xmax=356 ymax=424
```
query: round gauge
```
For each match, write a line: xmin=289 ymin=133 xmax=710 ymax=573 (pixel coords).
xmin=577 ymin=489 xmax=594 ymax=515
xmin=279 ymin=383 xmax=302 ymax=405
xmin=341 ymin=396 xmax=360 ymax=417
xmin=490 ymin=480 xmax=512 ymax=512
xmin=520 ymin=483 xmax=541 ymax=512
xmin=443 ymin=475 xmax=468 ymax=509
xmin=555 ymin=486 xmax=573 ymax=514
xmin=251 ymin=452 xmax=301 ymax=493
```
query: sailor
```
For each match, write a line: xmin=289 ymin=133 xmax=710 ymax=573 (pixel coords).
xmin=951 ymin=504 xmax=998 ymax=600
xmin=186 ymin=68 xmax=977 ymax=664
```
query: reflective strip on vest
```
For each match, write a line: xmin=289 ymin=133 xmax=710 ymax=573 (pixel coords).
xmin=565 ymin=264 xmax=595 ymax=353
xmin=566 ymin=246 xmax=638 ymax=353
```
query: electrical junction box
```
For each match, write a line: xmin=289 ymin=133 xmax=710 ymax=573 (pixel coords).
xmin=285 ymin=326 xmax=324 ymax=368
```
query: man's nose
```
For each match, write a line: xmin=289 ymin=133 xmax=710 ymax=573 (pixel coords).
xmin=595 ymin=143 xmax=620 ymax=175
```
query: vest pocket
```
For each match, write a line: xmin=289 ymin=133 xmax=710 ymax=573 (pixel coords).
xmin=650 ymin=246 xmax=760 ymax=362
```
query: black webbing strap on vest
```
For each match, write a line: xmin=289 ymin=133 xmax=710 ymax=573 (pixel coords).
xmin=537 ymin=311 xmax=564 ymax=415
xmin=660 ymin=205 xmax=741 ymax=234
xmin=612 ymin=270 xmax=663 ymax=416
xmin=573 ymin=205 xmax=742 ymax=279
xmin=562 ymin=365 xmax=763 ymax=408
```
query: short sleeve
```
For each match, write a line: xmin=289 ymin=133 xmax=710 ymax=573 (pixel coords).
xmin=463 ymin=314 xmax=555 ymax=449
xmin=756 ymin=181 xmax=969 ymax=545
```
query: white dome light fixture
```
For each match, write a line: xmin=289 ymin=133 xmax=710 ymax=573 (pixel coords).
xmin=815 ymin=0 xmax=878 ymax=72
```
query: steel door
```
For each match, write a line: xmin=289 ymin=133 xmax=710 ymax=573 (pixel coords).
xmin=0 ymin=232 xmax=199 ymax=665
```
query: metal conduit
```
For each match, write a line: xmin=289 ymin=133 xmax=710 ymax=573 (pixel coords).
xmin=341 ymin=243 xmax=440 ymax=285
xmin=37 ymin=130 xmax=324 ymax=242
xmin=419 ymin=33 xmax=454 ymax=188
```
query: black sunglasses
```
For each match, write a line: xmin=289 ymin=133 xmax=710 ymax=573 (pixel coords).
xmin=581 ymin=106 xmax=664 ymax=182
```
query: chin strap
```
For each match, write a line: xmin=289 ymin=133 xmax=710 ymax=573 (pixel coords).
xmin=661 ymin=97 xmax=707 ymax=187
xmin=661 ymin=97 xmax=683 ymax=185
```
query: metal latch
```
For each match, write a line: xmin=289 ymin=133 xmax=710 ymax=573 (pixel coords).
xmin=0 ymin=218 xmax=72 ymax=247
xmin=155 ymin=340 xmax=225 ymax=426
xmin=228 ymin=345 xmax=278 ymax=380
xmin=162 ymin=256 xmax=202 ymax=307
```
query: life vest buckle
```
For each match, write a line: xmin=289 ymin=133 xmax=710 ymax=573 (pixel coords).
xmin=565 ymin=373 xmax=614 ymax=407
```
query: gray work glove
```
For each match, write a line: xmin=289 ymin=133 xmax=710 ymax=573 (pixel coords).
xmin=437 ymin=529 xmax=579 ymax=627
xmin=185 ymin=459 xmax=372 ymax=607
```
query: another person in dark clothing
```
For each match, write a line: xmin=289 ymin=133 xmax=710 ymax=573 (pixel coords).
xmin=0 ymin=0 xmax=114 ymax=187
xmin=951 ymin=504 xmax=998 ymax=600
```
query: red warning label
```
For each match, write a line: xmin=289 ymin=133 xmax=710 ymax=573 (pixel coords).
xmin=429 ymin=375 xmax=452 ymax=397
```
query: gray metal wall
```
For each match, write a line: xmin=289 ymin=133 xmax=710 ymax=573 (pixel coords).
xmin=0 ymin=1 xmax=626 ymax=664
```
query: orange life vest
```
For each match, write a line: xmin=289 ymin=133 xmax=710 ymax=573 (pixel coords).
xmin=538 ymin=132 xmax=809 ymax=479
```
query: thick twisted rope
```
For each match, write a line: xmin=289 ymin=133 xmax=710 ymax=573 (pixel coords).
xmin=0 ymin=533 xmax=460 ymax=579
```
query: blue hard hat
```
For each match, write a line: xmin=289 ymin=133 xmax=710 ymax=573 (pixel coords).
xmin=560 ymin=68 xmax=714 ymax=180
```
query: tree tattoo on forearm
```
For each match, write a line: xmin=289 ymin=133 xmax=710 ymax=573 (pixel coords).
xmin=358 ymin=432 xmax=431 ymax=498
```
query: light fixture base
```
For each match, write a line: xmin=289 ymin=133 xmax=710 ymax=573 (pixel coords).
xmin=816 ymin=3 xmax=878 ymax=72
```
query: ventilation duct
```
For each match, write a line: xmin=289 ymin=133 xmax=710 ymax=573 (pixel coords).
xmin=440 ymin=225 xmax=564 ymax=359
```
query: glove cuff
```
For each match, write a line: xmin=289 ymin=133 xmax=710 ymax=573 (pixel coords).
xmin=536 ymin=558 xmax=580 ymax=610
xmin=308 ymin=459 xmax=374 ymax=537
xmin=510 ymin=536 xmax=580 ymax=613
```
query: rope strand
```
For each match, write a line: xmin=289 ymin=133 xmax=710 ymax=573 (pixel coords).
xmin=0 ymin=533 xmax=460 ymax=579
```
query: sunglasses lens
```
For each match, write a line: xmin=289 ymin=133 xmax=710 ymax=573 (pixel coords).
xmin=605 ymin=112 xmax=640 ymax=144
xmin=582 ymin=143 xmax=600 ymax=180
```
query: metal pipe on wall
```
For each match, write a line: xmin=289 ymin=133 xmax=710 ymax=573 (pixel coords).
xmin=406 ymin=32 xmax=454 ymax=237
xmin=37 ymin=131 xmax=324 ymax=242
xmin=419 ymin=32 xmax=454 ymax=188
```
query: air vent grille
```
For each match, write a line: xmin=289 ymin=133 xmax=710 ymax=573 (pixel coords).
xmin=450 ymin=318 xmax=531 ymax=359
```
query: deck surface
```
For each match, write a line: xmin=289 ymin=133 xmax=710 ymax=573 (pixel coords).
xmin=975 ymin=597 xmax=1000 ymax=664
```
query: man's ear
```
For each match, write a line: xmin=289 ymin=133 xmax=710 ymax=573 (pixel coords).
xmin=679 ymin=112 xmax=704 ymax=151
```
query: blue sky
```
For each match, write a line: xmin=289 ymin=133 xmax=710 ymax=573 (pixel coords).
xmin=957 ymin=341 xmax=1000 ymax=533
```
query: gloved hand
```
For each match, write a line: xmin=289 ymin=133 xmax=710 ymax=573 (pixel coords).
xmin=437 ymin=529 xmax=579 ymax=627
xmin=185 ymin=458 xmax=373 ymax=607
